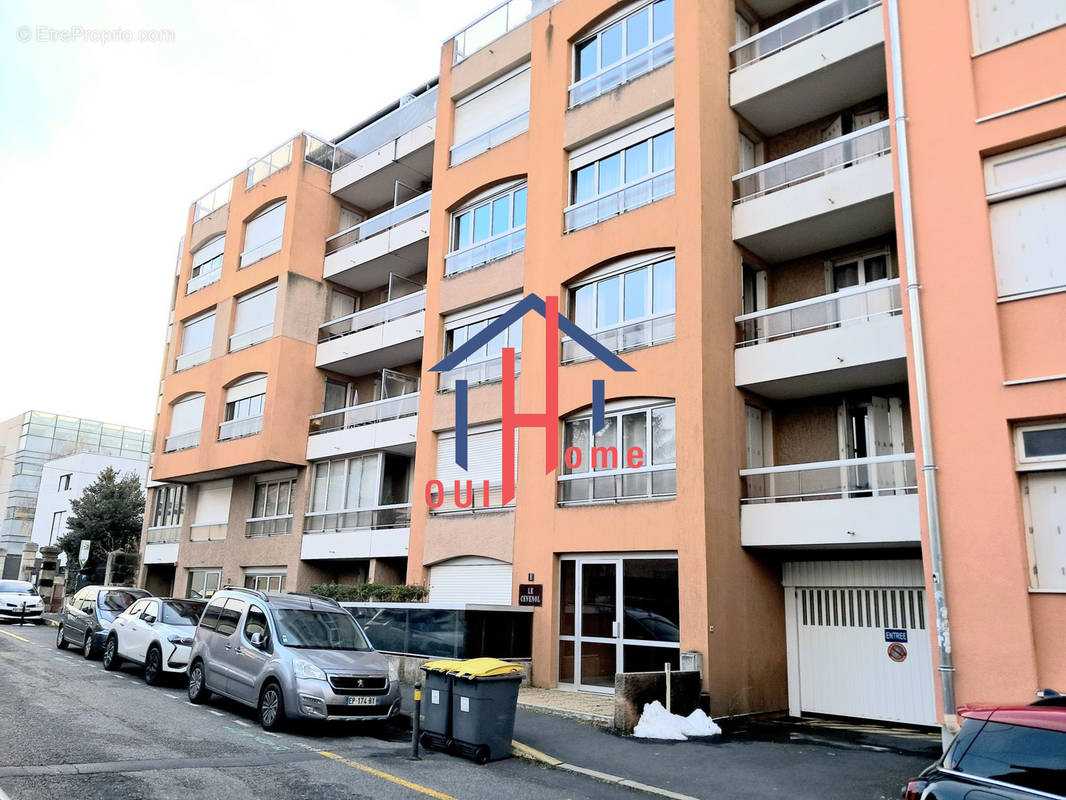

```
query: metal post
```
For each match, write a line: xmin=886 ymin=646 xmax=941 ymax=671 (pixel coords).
xmin=411 ymin=681 xmax=422 ymax=759
xmin=665 ymin=663 xmax=672 ymax=713
xmin=20 ymin=601 xmax=26 ymax=627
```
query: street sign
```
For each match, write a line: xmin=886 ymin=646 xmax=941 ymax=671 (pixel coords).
xmin=518 ymin=583 xmax=542 ymax=606
xmin=887 ymin=643 xmax=908 ymax=662
xmin=78 ymin=539 xmax=91 ymax=563
xmin=884 ymin=629 xmax=908 ymax=643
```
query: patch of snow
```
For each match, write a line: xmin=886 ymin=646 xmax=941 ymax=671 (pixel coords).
xmin=632 ymin=700 xmax=722 ymax=740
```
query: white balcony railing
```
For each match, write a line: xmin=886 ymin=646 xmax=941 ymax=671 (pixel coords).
xmin=740 ymin=453 xmax=917 ymax=503
xmin=193 ymin=180 xmax=231 ymax=223
xmin=333 ymin=88 xmax=438 ymax=170
xmin=325 ymin=192 xmax=432 ymax=255
xmin=303 ymin=133 xmax=336 ymax=172
xmin=163 ymin=430 xmax=199 ymax=453
xmin=246 ymin=139 xmax=293 ymax=189
xmin=318 ymin=290 xmax=426 ymax=343
xmin=186 ymin=266 xmax=222 ymax=294
xmin=239 ymin=235 xmax=282 ymax=268
xmin=304 ymin=504 xmax=412 ymax=533
xmin=189 ymin=523 xmax=226 ymax=542
xmin=245 ymin=515 xmax=292 ymax=538
xmin=451 ymin=0 xmax=559 ymax=63
xmin=218 ymin=415 xmax=263 ymax=442
xmin=557 ymin=464 xmax=677 ymax=505
xmin=730 ymin=0 xmax=881 ymax=70
xmin=570 ymin=36 xmax=675 ymax=107
xmin=450 ymin=111 xmax=530 ymax=166
xmin=565 ymin=169 xmax=675 ymax=233
xmin=175 ymin=347 xmax=210 ymax=372
xmin=561 ymin=313 xmax=676 ymax=364
xmin=439 ymin=354 xmax=521 ymax=392
xmin=733 ymin=121 xmax=891 ymax=202
xmin=735 ymin=279 xmax=902 ymax=347
xmin=309 ymin=393 xmax=420 ymax=435
xmin=229 ymin=323 xmax=273 ymax=353
xmin=146 ymin=527 xmax=180 ymax=544
xmin=444 ymin=228 xmax=526 ymax=276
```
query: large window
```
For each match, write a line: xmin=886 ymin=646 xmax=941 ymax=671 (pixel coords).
xmin=446 ymin=182 xmax=528 ymax=275
xmin=165 ymin=393 xmax=205 ymax=452
xmin=1017 ymin=421 xmax=1066 ymax=592
xmin=244 ymin=570 xmax=286 ymax=593
xmin=187 ymin=568 xmax=222 ymax=600
xmin=559 ymin=400 xmax=676 ymax=505
xmin=565 ymin=253 xmax=675 ymax=363
xmin=985 ymin=137 xmax=1066 ymax=301
xmin=972 ymin=0 xmax=1065 ymax=52
xmin=220 ymin=374 xmax=266 ymax=441
xmin=451 ymin=64 xmax=531 ymax=165
xmin=306 ymin=453 xmax=411 ymax=532
xmin=240 ymin=201 xmax=285 ymax=267
xmin=177 ymin=310 xmax=215 ymax=372
xmin=571 ymin=0 xmax=674 ymax=107
xmin=246 ymin=476 xmax=294 ymax=537
xmin=150 ymin=485 xmax=186 ymax=529
xmin=440 ymin=295 xmax=524 ymax=390
xmin=230 ymin=283 xmax=276 ymax=352
xmin=188 ymin=235 xmax=225 ymax=294
xmin=566 ymin=113 xmax=675 ymax=232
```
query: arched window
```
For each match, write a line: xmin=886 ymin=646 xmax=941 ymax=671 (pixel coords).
xmin=219 ymin=374 xmax=267 ymax=441
xmin=446 ymin=180 xmax=527 ymax=275
xmin=165 ymin=393 xmax=205 ymax=452
xmin=188 ymin=235 xmax=225 ymax=294
xmin=241 ymin=201 xmax=285 ymax=267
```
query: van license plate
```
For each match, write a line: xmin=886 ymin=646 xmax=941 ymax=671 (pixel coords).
xmin=345 ymin=696 xmax=376 ymax=706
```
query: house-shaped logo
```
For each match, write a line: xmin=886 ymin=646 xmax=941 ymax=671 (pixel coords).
xmin=429 ymin=294 xmax=635 ymax=505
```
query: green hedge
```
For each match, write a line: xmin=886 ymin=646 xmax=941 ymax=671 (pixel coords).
xmin=310 ymin=583 xmax=428 ymax=603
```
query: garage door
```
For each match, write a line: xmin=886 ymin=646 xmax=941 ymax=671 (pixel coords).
xmin=428 ymin=557 xmax=513 ymax=605
xmin=784 ymin=560 xmax=937 ymax=726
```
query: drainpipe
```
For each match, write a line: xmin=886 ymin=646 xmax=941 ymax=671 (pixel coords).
xmin=886 ymin=0 xmax=957 ymax=742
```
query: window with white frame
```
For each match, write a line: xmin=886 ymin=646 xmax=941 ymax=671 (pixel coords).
xmin=565 ymin=252 xmax=675 ymax=363
xmin=187 ymin=568 xmax=222 ymax=599
xmin=451 ymin=63 xmax=531 ymax=165
xmin=440 ymin=295 xmax=524 ymax=390
xmin=166 ymin=393 xmax=205 ymax=452
xmin=433 ymin=425 xmax=518 ymax=512
xmin=244 ymin=570 xmax=286 ymax=593
xmin=305 ymin=453 xmax=411 ymax=532
xmin=566 ymin=111 xmax=675 ymax=232
xmin=570 ymin=0 xmax=675 ymax=107
xmin=446 ymin=182 xmax=528 ymax=275
xmin=230 ymin=283 xmax=277 ymax=351
xmin=310 ymin=454 xmax=381 ymax=513
xmin=559 ymin=399 xmax=676 ymax=504
xmin=177 ymin=309 xmax=215 ymax=371
xmin=240 ymin=201 xmax=285 ymax=267
xmin=220 ymin=374 xmax=266 ymax=441
xmin=1016 ymin=420 xmax=1066 ymax=591
xmin=246 ymin=475 xmax=295 ymax=537
xmin=150 ymin=485 xmax=186 ymax=528
xmin=971 ymin=0 xmax=1065 ymax=53
xmin=984 ymin=137 xmax=1066 ymax=301
xmin=188 ymin=235 xmax=225 ymax=293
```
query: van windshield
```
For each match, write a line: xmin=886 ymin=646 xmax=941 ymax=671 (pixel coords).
xmin=273 ymin=609 xmax=371 ymax=651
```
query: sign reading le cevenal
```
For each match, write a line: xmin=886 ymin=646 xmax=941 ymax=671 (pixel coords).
xmin=518 ymin=584 xmax=543 ymax=607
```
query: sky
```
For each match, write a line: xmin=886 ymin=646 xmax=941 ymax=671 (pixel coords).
xmin=0 ymin=0 xmax=496 ymax=431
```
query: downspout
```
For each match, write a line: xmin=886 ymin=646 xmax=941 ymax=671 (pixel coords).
xmin=885 ymin=0 xmax=957 ymax=742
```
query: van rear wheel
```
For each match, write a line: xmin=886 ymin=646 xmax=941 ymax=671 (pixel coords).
xmin=258 ymin=683 xmax=285 ymax=731
xmin=187 ymin=661 xmax=210 ymax=704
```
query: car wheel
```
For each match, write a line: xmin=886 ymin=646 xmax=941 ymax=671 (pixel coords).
xmin=258 ymin=683 xmax=285 ymax=731
xmin=82 ymin=632 xmax=96 ymax=659
xmin=187 ymin=661 xmax=210 ymax=704
xmin=102 ymin=636 xmax=122 ymax=671
xmin=56 ymin=624 xmax=68 ymax=649
xmin=144 ymin=646 xmax=163 ymax=686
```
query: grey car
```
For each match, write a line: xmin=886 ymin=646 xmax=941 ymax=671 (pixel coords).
xmin=186 ymin=587 xmax=401 ymax=730
xmin=56 ymin=585 xmax=151 ymax=658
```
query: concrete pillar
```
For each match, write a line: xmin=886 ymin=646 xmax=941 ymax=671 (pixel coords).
xmin=18 ymin=542 xmax=38 ymax=583
xmin=0 ymin=549 xmax=7 ymax=580
xmin=38 ymin=545 xmax=60 ymax=610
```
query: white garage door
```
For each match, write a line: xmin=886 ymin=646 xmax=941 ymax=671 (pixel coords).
xmin=428 ymin=557 xmax=513 ymax=605
xmin=784 ymin=560 xmax=937 ymax=726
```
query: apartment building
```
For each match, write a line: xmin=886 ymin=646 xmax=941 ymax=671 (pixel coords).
xmin=137 ymin=0 xmax=1063 ymax=729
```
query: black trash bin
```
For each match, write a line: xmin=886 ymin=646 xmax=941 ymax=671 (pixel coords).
xmin=448 ymin=659 xmax=524 ymax=764
xmin=419 ymin=660 xmax=462 ymax=751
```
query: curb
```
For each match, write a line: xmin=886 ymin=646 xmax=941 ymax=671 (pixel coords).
xmin=516 ymin=702 xmax=612 ymax=727
xmin=511 ymin=740 xmax=698 ymax=800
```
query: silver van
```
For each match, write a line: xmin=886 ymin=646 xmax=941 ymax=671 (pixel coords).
xmin=186 ymin=587 xmax=400 ymax=730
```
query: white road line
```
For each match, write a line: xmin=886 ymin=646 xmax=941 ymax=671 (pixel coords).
xmin=262 ymin=731 xmax=279 ymax=737
xmin=209 ymin=710 xmax=225 ymax=716
xmin=164 ymin=694 xmax=180 ymax=700
xmin=234 ymin=720 xmax=251 ymax=727
xmin=185 ymin=702 xmax=199 ymax=707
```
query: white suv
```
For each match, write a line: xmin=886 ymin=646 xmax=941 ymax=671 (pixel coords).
xmin=102 ymin=597 xmax=206 ymax=684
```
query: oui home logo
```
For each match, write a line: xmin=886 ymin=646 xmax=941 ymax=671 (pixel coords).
xmin=425 ymin=294 xmax=638 ymax=508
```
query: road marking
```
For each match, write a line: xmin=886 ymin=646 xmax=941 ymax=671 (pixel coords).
xmin=234 ymin=720 xmax=250 ymax=727
xmin=262 ymin=731 xmax=279 ymax=737
xmin=164 ymin=694 xmax=179 ymax=700
xmin=0 ymin=629 xmax=30 ymax=643
xmin=209 ymin=710 xmax=225 ymax=716
xmin=318 ymin=751 xmax=459 ymax=800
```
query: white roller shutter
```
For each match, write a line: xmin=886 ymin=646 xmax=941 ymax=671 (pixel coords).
xmin=234 ymin=284 xmax=277 ymax=334
xmin=989 ymin=187 xmax=1066 ymax=298
xmin=192 ymin=235 xmax=225 ymax=270
xmin=225 ymin=374 xmax=268 ymax=403
xmin=169 ymin=394 xmax=205 ymax=435
xmin=453 ymin=65 xmax=530 ymax=145
xmin=243 ymin=202 xmax=285 ymax=258
xmin=428 ymin=557 xmax=513 ymax=605
xmin=972 ymin=0 xmax=1066 ymax=52
xmin=193 ymin=479 xmax=232 ymax=525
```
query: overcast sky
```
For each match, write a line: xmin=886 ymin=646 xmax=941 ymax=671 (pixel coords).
xmin=0 ymin=0 xmax=494 ymax=431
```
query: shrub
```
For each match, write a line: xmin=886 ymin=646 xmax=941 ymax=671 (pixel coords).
xmin=310 ymin=583 xmax=428 ymax=603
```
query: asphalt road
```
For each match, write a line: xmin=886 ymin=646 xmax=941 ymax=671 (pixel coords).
xmin=0 ymin=622 xmax=646 ymax=800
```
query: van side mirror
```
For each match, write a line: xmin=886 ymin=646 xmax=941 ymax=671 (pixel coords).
xmin=249 ymin=632 xmax=266 ymax=649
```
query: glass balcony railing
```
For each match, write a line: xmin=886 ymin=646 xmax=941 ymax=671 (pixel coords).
xmin=730 ymin=0 xmax=881 ymax=71
xmin=444 ymin=228 xmax=526 ymax=276
xmin=325 ymin=192 xmax=432 ymax=255
xmin=193 ymin=180 xmax=231 ymax=223
xmin=304 ymin=504 xmax=412 ymax=533
xmin=439 ymin=353 xmax=521 ymax=392
xmin=570 ymin=36 xmax=675 ymax=107
xmin=740 ymin=454 xmax=917 ymax=503
xmin=451 ymin=0 xmax=559 ymax=63
xmin=163 ymin=430 xmax=199 ymax=453
xmin=146 ymin=527 xmax=179 ymax=544
xmin=309 ymin=392 xmax=420 ymax=436
xmin=218 ymin=415 xmax=263 ymax=442
xmin=318 ymin=291 xmax=426 ymax=343
xmin=175 ymin=347 xmax=210 ymax=373
xmin=733 ymin=121 xmax=891 ymax=202
xmin=186 ymin=264 xmax=222 ymax=295
xmin=229 ymin=323 xmax=273 ymax=353
xmin=450 ymin=111 xmax=530 ymax=166
xmin=333 ymin=87 xmax=438 ymax=170
xmin=735 ymin=279 xmax=902 ymax=346
xmin=303 ymin=133 xmax=336 ymax=171
xmin=557 ymin=464 xmax=677 ymax=505
xmin=564 ymin=169 xmax=675 ymax=233
xmin=245 ymin=515 xmax=292 ymax=538
xmin=246 ymin=140 xmax=293 ymax=189
xmin=561 ymin=313 xmax=676 ymax=364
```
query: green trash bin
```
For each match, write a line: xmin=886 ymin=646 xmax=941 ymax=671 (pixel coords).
xmin=448 ymin=659 xmax=524 ymax=764
xmin=419 ymin=660 xmax=462 ymax=751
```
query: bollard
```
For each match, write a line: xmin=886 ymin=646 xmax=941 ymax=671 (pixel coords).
xmin=20 ymin=601 xmax=26 ymax=627
xmin=411 ymin=681 xmax=422 ymax=760
xmin=665 ymin=662 xmax=671 ymax=713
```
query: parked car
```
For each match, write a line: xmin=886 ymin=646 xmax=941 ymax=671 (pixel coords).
xmin=186 ymin=587 xmax=401 ymax=730
xmin=902 ymin=704 xmax=1066 ymax=799
xmin=0 ymin=580 xmax=45 ymax=623
xmin=56 ymin=585 xmax=151 ymax=658
xmin=102 ymin=597 xmax=206 ymax=684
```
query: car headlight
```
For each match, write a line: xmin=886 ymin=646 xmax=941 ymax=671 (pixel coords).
xmin=167 ymin=635 xmax=193 ymax=646
xmin=293 ymin=659 xmax=327 ymax=681
xmin=388 ymin=661 xmax=399 ymax=682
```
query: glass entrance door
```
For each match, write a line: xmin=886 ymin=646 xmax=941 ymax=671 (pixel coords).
xmin=577 ymin=560 xmax=620 ymax=692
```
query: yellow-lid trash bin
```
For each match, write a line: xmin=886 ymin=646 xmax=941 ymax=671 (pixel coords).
xmin=421 ymin=659 xmax=463 ymax=673
xmin=450 ymin=657 xmax=524 ymax=679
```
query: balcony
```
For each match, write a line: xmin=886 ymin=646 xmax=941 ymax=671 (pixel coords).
xmin=451 ymin=0 xmax=558 ymax=63
xmin=163 ymin=430 xmax=199 ymax=453
xmin=323 ymin=192 xmax=430 ymax=291
xmin=245 ymin=515 xmax=292 ymax=538
xmin=316 ymin=291 xmax=425 ymax=375
xmin=189 ymin=523 xmax=226 ymax=542
xmin=561 ymin=313 xmax=676 ymax=365
xmin=739 ymin=454 xmax=919 ymax=548
xmin=331 ymin=88 xmax=437 ymax=210
xmin=732 ymin=122 xmax=894 ymax=262
xmin=564 ymin=169 xmax=675 ymax=234
xmin=246 ymin=139 xmax=293 ymax=190
xmin=218 ymin=415 xmax=262 ymax=442
xmin=193 ymin=181 xmax=231 ymax=224
xmin=450 ymin=111 xmax=529 ymax=166
xmin=570 ymin=36 xmax=675 ymax=108
xmin=144 ymin=528 xmax=179 ymax=564
xmin=175 ymin=348 xmax=210 ymax=373
xmin=445 ymin=228 xmax=525 ymax=276
xmin=229 ymin=323 xmax=272 ymax=353
xmin=301 ymin=505 xmax=411 ymax=560
xmin=730 ymin=0 xmax=886 ymax=135
xmin=186 ymin=264 xmax=221 ymax=295
xmin=557 ymin=465 xmax=677 ymax=506
xmin=734 ymin=279 xmax=906 ymax=397
xmin=307 ymin=393 xmax=419 ymax=460
xmin=439 ymin=354 xmax=521 ymax=392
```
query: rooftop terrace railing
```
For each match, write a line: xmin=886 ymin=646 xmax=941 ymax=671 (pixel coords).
xmin=450 ymin=0 xmax=559 ymax=64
